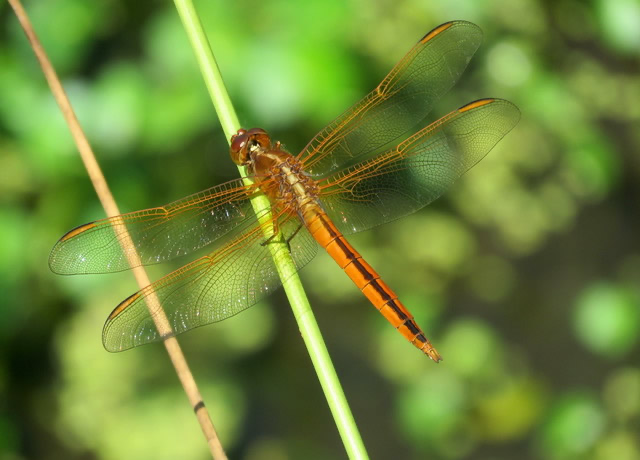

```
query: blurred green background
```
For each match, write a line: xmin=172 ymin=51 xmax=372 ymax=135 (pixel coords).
xmin=1 ymin=0 xmax=639 ymax=459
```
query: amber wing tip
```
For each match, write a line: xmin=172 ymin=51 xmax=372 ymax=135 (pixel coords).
xmin=419 ymin=21 xmax=455 ymax=44
xmin=59 ymin=221 xmax=97 ymax=241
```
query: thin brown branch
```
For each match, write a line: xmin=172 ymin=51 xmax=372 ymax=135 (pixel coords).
xmin=7 ymin=1 xmax=227 ymax=458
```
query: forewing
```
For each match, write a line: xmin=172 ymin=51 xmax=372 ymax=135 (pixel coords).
xmin=102 ymin=212 xmax=317 ymax=351
xmin=49 ymin=178 xmax=260 ymax=274
xmin=319 ymin=99 xmax=520 ymax=234
xmin=298 ymin=21 xmax=483 ymax=176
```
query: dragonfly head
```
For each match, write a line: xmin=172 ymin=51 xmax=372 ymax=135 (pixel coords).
xmin=230 ymin=128 xmax=272 ymax=165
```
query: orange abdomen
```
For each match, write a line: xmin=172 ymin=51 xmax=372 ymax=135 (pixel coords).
xmin=303 ymin=206 xmax=442 ymax=362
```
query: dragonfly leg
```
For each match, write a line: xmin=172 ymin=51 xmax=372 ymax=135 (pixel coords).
xmin=285 ymin=223 xmax=303 ymax=252
xmin=260 ymin=218 xmax=281 ymax=247
xmin=259 ymin=220 xmax=302 ymax=255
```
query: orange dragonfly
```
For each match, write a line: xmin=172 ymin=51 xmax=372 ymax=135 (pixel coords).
xmin=49 ymin=21 xmax=519 ymax=361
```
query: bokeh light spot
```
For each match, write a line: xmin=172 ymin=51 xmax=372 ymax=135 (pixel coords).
xmin=573 ymin=282 xmax=640 ymax=357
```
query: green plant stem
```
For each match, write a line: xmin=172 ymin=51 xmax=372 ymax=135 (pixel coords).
xmin=172 ymin=1 xmax=369 ymax=458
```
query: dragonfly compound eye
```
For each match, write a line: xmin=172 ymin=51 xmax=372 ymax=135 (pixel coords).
xmin=247 ymin=128 xmax=271 ymax=151
xmin=230 ymin=130 xmax=250 ymax=165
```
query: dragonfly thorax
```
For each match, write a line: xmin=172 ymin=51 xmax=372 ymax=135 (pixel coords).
xmin=265 ymin=153 xmax=319 ymax=213
xmin=230 ymin=128 xmax=319 ymax=212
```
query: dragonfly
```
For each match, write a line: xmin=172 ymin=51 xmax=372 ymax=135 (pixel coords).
xmin=50 ymin=21 xmax=519 ymax=362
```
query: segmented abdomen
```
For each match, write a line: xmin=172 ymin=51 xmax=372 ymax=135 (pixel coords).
xmin=302 ymin=204 xmax=442 ymax=362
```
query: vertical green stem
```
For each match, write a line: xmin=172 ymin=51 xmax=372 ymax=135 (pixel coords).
xmin=172 ymin=1 xmax=369 ymax=458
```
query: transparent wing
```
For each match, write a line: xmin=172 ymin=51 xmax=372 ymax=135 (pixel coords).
xmin=319 ymin=99 xmax=520 ymax=234
xmin=49 ymin=178 xmax=260 ymax=274
xmin=298 ymin=21 xmax=483 ymax=176
xmin=102 ymin=212 xmax=317 ymax=352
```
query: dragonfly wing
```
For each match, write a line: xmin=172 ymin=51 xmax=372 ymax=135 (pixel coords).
xmin=319 ymin=99 xmax=520 ymax=234
xmin=49 ymin=178 xmax=261 ymax=274
xmin=102 ymin=212 xmax=317 ymax=351
xmin=298 ymin=21 xmax=483 ymax=176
